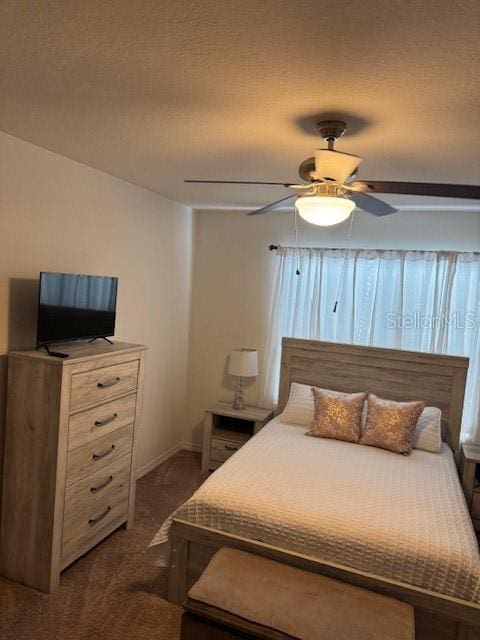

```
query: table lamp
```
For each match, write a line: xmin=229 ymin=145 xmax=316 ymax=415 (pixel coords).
xmin=228 ymin=348 xmax=258 ymax=410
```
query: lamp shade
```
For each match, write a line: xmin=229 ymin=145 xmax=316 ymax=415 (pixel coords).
xmin=228 ymin=349 xmax=258 ymax=377
xmin=295 ymin=195 xmax=355 ymax=227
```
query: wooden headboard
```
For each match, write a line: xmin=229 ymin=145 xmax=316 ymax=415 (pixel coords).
xmin=278 ymin=338 xmax=469 ymax=452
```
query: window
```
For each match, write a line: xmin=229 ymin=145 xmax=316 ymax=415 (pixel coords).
xmin=259 ymin=247 xmax=480 ymax=444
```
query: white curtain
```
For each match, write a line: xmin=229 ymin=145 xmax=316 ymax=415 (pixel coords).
xmin=259 ymin=247 xmax=480 ymax=444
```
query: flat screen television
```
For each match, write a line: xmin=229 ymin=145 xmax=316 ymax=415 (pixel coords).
xmin=37 ymin=272 xmax=118 ymax=346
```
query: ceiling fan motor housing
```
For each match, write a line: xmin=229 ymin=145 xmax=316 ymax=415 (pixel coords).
xmin=298 ymin=183 xmax=347 ymax=200
xmin=299 ymin=150 xmax=362 ymax=184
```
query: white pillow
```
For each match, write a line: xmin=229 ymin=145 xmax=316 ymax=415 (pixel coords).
xmin=280 ymin=382 xmax=442 ymax=453
xmin=280 ymin=382 xmax=315 ymax=426
xmin=412 ymin=405 xmax=442 ymax=453
xmin=280 ymin=382 xmax=351 ymax=426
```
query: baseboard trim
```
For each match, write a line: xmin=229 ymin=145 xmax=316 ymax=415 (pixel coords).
xmin=136 ymin=441 xmax=202 ymax=479
xmin=182 ymin=441 xmax=202 ymax=453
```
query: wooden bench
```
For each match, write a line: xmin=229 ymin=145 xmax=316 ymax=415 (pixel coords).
xmin=181 ymin=548 xmax=415 ymax=640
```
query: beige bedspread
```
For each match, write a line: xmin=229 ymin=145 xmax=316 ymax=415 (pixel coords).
xmin=148 ymin=416 xmax=480 ymax=603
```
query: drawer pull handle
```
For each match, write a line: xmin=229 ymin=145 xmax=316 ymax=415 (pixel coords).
xmin=97 ymin=377 xmax=120 ymax=389
xmin=90 ymin=475 xmax=113 ymax=493
xmin=94 ymin=413 xmax=118 ymax=427
xmin=92 ymin=444 xmax=115 ymax=461
xmin=88 ymin=505 xmax=111 ymax=526
xmin=224 ymin=444 xmax=238 ymax=451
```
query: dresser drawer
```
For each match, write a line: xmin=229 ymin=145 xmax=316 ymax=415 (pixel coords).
xmin=68 ymin=393 xmax=137 ymax=450
xmin=210 ymin=437 xmax=243 ymax=463
xmin=61 ymin=482 xmax=129 ymax=569
xmin=472 ymin=490 xmax=480 ymax=519
xmin=70 ymin=359 xmax=139 ymax=412
xmin=66 ymin=425 xmax=133 ymax=486
xmin=64 ymin=454 xmax=131 ymax=522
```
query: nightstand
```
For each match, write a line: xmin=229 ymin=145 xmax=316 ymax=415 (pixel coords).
xmin=460 ymin=444 xmax=480 ymax=532
xmin=201 ymin=403 xmax=274 ymax=472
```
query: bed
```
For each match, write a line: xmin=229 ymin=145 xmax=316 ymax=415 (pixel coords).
xmin=151 ymin=339 xmax=480 ymax=639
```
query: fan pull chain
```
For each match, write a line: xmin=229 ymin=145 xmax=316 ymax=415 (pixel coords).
xmin=294 ymin=207 xmax=301 ymax=275
xmin=333 ymin=209 xmax=356 ymax=313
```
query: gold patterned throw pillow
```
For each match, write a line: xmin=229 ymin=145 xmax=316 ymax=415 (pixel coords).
xmin=307 ymin=388 xmax=367 ymax=443
xmin=360 ymin=394 xmax=426 ymax=455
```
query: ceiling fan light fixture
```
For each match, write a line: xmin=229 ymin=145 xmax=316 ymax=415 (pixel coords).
xmin=295 ymin=195 xmax=355 ymax=227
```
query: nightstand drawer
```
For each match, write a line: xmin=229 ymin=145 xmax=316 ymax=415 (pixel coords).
xmin=472 ymin=491 xmax=480 ymax=520
xmin=210 ymin=437 xmax=243 ymax=462
xmin=70 ymin=359 xmax=139 ymax=412
xmin=64 ymin=454 xmax=131 ymax=522
xmin=202 ymin=404 xmax=274 ymax=473
xmin=68 ymin=393 xmax=137 ymax=450
xmin=66 ymin=425 xmax=133 ymax=486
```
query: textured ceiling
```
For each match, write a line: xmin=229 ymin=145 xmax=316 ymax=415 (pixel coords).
xmin=0 ymin=0 xmax=479 ymax=210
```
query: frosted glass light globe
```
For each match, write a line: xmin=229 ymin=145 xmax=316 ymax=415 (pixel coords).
xmin=295 ymin=195 xmax=355 ymax=227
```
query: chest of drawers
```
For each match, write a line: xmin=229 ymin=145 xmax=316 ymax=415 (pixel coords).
xmin=0 ymin=341 xmax=147 ymax=592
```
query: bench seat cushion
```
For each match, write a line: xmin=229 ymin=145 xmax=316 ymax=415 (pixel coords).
xmin=188 ymin=548 xmax=415 ymax=640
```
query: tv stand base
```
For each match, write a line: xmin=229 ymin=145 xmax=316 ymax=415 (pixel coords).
xmin=36 ymin=344 xmax=69 ymax=358
xmin=89 ymin=337 xmax=114 ymax=345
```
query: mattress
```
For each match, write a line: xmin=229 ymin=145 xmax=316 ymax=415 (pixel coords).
xmin=148 ymin=415 xmax=480 ymax=603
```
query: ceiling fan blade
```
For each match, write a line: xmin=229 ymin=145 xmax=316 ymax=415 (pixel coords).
xmin=349 ymin=191 xmax=397 ymax=217
xmin=248 ymin=194 xmax=297 ymax=216
xmin=350 ymin=181 xmax=480 ymax=200
xmin=185 ymin=179 xmax=296 ymax=187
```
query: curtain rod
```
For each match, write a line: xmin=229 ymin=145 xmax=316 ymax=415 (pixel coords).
xmin=269 ymin=244 xmax=353 ymax=251
xmin=268 ymin=244 xmax=480 ymax=255
xmin=268 ymin=244 xmax=350 ymax=252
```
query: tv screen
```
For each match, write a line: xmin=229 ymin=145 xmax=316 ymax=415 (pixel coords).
xmin=37 ymin=272 xmax=118 ymax=346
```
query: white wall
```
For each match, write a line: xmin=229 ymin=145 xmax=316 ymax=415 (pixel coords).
xmin=0 ymin=131 xmax=194 ymax=473
xmin=4 ymin=131 xmax=478 ymax=459
xmin=185 ymin=207 xmax=480 ymax=444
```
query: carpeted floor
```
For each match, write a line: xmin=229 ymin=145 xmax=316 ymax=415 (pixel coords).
xmin=0 ymin=450 xmax=205 ymax=640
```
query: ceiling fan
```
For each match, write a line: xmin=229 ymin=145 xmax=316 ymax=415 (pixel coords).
xmin=185 ymin=120 xmax=480 ymax=227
